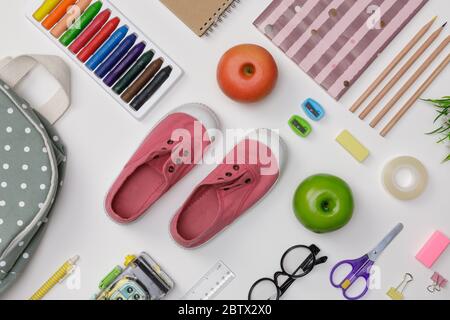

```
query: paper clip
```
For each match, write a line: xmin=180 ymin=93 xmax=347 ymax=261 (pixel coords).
xmin=386 ymin=273 xmax=413 ymax=300
xmin=427 ymin=272 xmax=447 ymax=293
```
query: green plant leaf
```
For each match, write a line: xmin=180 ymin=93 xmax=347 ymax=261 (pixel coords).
xmin=443 ymin=154 xmax=450 ymax=163
xmin=427 ymin=126 xmax=444 ymax=135
xmin=433 ymin=111 xmax=447 ymax=123
xmin=426 ymin=96 xmax=450 ymax=164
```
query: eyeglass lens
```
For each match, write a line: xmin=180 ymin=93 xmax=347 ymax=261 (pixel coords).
xmin=281 ymin=246 xmax=315 ymax=278
xmin=248 ymin=278 xmax=280 ymax=300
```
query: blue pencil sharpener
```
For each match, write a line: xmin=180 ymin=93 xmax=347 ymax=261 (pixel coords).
xmin=302 ymin=98 xmax=325 ymax=121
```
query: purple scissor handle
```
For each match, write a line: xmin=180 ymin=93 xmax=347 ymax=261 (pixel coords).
xmin=330 ymin=223 xmax=404 ymax=300
xmin=330 ymin=255 xmax=374 ymax=300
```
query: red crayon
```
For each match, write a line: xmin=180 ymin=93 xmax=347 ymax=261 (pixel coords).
xmin=69 ymin=9 xmax=111 ymax=54
xmin=77 ymin=17 xmax=120 ymax=63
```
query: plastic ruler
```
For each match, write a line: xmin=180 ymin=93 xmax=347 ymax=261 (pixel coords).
xmin=182 ymin=261 xmax=235 ymax=300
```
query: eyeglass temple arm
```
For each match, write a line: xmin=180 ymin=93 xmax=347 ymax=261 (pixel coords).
xmin=278 ymin=255 xmax=328 ymax=296
xmin=309 ymin=245 xmax=328 ymax=265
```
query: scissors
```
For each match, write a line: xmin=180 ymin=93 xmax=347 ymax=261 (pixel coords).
xmin=330 ymin=223 xmax=404 ymax=300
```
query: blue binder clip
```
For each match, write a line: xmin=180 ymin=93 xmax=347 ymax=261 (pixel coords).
xmin=302 ymin=98 xmax=325 ymax=121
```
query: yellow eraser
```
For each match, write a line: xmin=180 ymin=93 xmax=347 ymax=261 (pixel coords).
xmin=336 ymin=130 xmax=369 ymax=163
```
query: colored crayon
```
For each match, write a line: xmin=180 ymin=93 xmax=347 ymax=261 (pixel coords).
xmin=131 ymin=66 xmax=172 ymax=111
xmin=59 ymin=1 xmax=103 ymax=46
xmin=104 ymin=42 xmax=146 ymax=87
xmin=121 ymin=58 xmax=163 ymax=103
xmin=113 ymin=50 xmax=154 ymax=95
xmin=42 ymin=0 xmax=78 ymax=30
xmin=50 ymin=0 xmax=93 ymax=38
xmin=78 ymin=18 xmax=121 ymax=63
xmin=69 ymin=9 xmax=111 ymax=54
xmin=95 ymin=33 xmax=137 ymax=78
xmin=86 ymin=25 xmax=128 ymax=70
xmin=33 ymin=0 xmax=62 ymax=21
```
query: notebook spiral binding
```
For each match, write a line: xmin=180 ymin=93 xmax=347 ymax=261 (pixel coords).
xmin=205 ymin=0 xmax=241 ymax=36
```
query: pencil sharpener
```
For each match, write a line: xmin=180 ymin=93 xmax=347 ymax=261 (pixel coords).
xmin=94 ymin=252 xmax=174 ymax=300
xmin=302 ymin=98 xmax=325 ymax=121
xmin=289 ymin=115 xmax=312 ymax=138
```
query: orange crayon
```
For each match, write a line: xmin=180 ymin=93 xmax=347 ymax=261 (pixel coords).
xmin=42 ymin=0 xmax=78 ymax=30
xmin=50 ymin=0 xmax=92 ymax=38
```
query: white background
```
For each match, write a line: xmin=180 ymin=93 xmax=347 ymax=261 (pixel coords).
xmin=1 ymin=0 xmax=449 ymax=300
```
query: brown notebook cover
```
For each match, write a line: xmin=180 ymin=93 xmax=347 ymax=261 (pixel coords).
xmin=160 ymin=0 xmax=236 ymax=36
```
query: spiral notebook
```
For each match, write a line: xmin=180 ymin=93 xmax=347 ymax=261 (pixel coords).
xmin=254 ymin=0 xmax=429 ymax=100
xmin=160 ymin=0 xmax=239 ymax=36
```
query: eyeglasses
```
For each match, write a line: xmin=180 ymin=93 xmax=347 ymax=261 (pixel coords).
xmin=248 ymin=244 xmax=327 ymax=300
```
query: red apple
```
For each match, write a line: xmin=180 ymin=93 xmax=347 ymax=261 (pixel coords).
xmin=217 ymin=44 xmax=278 ymax=103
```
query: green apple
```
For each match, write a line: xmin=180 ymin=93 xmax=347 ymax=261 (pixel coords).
xmin=293 ymin=174 xmax=354 ymax=233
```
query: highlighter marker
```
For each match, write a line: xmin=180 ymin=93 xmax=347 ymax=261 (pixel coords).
xmin=131 ymin=65 xmax=172 ymax=111
xmin=59 ymin=1 xmax=103 ymax=46
xmin=69 ymin=9 xmax=111 ymax=54
xmin=33 ymin=0 xmax=62 ymax=21
xmin=104 ymin=42 xmax=146 ymax=87
xmin=50 ymin=0 xmax=92 ymax=38
xmin=113 ymin=50 xmax=155 ymax=95
xmin=78 ymin=17 xmax=121 ymax=63
xmin=42 ymin=0 xmax=78 ymax=30
xmin=95 ymin=33 xmax=137 ymax=79
xmin=121 ymin=58 xmax=163 ymax=103
xmin=86 ymin=24 xmax=128 ymax=70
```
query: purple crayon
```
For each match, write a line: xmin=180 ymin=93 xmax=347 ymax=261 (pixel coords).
xmin=103 ymin=41 xmax=147 ymax=87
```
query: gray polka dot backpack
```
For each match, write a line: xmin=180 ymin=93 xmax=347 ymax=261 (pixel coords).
xmin=0 ymin=55 xmax=70 ymax=294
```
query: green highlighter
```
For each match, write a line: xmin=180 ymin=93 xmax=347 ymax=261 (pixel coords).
xmin=113 ymin=51 xmax=155 ymax=95
xmin=59 ymin=1 xmax=103 ymax=46
xmin=289 ymin=115 xmax=312 ymax=138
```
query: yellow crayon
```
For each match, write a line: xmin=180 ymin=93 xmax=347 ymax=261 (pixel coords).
xmin=33 ymin=0 xmax=63 ymax=22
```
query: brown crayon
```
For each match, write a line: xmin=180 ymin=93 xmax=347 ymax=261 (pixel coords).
xmin=121 ymin=58 xmax=163 ymax=103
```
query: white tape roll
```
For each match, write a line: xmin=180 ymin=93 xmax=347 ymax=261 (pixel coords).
xmin=382 ymin=156 xmax=428 ymax=200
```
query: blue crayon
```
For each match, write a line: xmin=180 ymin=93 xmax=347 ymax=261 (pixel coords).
xmin=86 ymin=25 xmax=129 ymax=71
xmin=95 ymin=33 xmax=137 ymax=79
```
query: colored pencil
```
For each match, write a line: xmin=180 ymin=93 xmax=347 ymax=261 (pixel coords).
xmin=350 ymin=17 xmax=437 ymax=113
xmin=371 ymin=35 xmax=450 ymax=128
xmin=380 ymin=54 xmax=450 ymax=137
xmin=359 ymin=23 xmax=446 ymax=120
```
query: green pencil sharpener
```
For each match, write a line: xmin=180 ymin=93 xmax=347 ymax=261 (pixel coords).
xmin=289 ymin=115 xmax=312 ymax=138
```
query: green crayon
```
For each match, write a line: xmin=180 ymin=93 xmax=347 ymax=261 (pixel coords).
xmin=113 ymin=51 xmax=155 ymax=95
xmin=59 ymin=1 xmax=103 ymax=46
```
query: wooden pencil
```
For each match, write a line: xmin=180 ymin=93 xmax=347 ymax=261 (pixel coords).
xmin=380 ymin=54 xmax=450 ymax=137
xmin=371 ymin=35 xmax=450 ymax=127
xmin=349 ymin=17 xmax=437 ymax=113
xmin=359 ymin=22 xmax=446 ymax=120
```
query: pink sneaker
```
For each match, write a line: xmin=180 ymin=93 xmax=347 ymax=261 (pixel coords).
xmin=105 ymin=103 xmax=220 ymax=223
xmin=170 ymin=129 xmax=286 ymax=248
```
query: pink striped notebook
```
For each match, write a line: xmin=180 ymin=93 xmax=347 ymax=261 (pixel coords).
xmin=254 ymin=0 xmax=428 ymax=100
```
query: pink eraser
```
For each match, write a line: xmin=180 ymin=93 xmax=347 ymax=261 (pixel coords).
xmin=416 ymin=231 xmax=450 ymax=268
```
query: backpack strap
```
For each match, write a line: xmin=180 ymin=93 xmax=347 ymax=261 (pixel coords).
xmin=0 ymin=55 xmax=71 ymax=124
